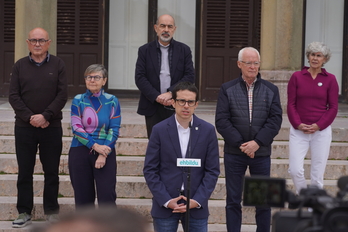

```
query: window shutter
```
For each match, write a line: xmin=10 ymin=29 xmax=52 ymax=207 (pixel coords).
xmin=204 ymin=0 xmax=261 ymax=49
xmin=2 ymin=0 xmax=15 ymax=43
xmin=57 ymin=0 xmax=101 ymax=45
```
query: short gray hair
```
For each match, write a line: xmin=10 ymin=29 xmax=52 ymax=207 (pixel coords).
xmin=238 ymin=47 xmax=260 ymax=61
xmin=305 ymin=42 xmax=331 ymax=65
xmin=84 ymin=64 xmax=108 ymax=79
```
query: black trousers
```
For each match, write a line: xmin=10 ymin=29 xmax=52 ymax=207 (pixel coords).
xmin=68 ymin=146 xmax=117 ymax=209
xmin=15 ymin=126 xmax=62 ymax=215
xmin=145 ymin=104 xmax=174 ymax=138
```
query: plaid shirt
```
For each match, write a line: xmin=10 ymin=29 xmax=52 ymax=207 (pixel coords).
xmin=244 ymin=78 xmax=257 ymax=122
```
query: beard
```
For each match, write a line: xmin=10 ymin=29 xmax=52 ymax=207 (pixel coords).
xmin=159 ymin=33 xmax=172 ymax=43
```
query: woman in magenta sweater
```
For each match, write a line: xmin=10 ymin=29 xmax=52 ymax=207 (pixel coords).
xmin=287 ymin=42 xmax=339 ymax=194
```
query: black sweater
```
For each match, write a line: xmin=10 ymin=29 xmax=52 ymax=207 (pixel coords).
xmin=9 ymin=55 xmax=68 ymax=127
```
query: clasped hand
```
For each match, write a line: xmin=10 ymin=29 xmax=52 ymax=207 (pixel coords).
xmin=92 ymin=144 xmax=111 ymax=157
xmin=240 ymin=140 xmax=260 ymax=158
xmin=168 ymin=196 xmax=199 ymax=213
xmin=298 ymin=123 xmax=320 ymax=134
xmin=30 ymin=114 xmax=49 ymax=128
xmin=156 ymin=92 xmax=172 ymax=106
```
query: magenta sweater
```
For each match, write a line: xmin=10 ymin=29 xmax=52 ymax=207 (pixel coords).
xmin=287 ymin=66 xmax=339 ymax=130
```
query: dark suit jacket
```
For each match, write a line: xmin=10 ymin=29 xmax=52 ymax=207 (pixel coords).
xmin=143 ymin=114 xmax=220 ymax=219
xmin=135 ymin=39 xmax=195 ymax=116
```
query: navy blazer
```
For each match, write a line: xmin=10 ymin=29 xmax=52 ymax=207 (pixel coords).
xmin=143 ymin=114 xmax=220 ymax=219
xmin=135 ymin=39 xmax=195 ymax=116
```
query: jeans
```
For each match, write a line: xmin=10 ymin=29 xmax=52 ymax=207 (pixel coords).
xmin=153 ymin=214 xmax=208 ymax=232
xmin=224 ymin=153 xmax=271 ymax=232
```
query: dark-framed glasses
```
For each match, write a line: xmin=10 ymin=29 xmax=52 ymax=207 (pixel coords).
xmin=175 ymin=99 xmax=197 ymax=107
xmin=240 ymin=61 xmax=261 ymax=67
xmin=28 ymin=39 xmax=50 ymax=46
xmin=84 ymin=75 xmax=103 ymax=81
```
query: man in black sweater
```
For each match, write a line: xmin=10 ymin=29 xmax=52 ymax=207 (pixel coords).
xmin=9 ymin=27 xmax=68 ymax=228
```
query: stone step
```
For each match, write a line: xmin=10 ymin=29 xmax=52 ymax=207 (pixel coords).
xmin=1 ymin=153 xmax=348 ymax=180
xmin=0 ymin=196 xmax=288 ymax=225
xmin=0 ymin=174 xmax=341 ymax=201
xmin=1 ymin=119 xmax=348 ymax=142
xmin=0 ymin=154 xmax=347 ymax=180
xmin=1 ymin=135 xmax=348 ymax=160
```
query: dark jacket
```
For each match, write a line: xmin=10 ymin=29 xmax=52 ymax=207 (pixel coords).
xmin=143 ymin=114 xmax=220 ymax=219
xmin=135 ymin=39 xmax=194 ymax=116
xmin=215 ymin=74 xmax=282 ymax=156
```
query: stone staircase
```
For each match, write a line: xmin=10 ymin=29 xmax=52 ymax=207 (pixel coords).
xmin=0 ymin=99 xmax=347 ymax=231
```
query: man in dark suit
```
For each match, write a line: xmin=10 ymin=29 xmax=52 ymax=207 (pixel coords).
xmin=135 ymin=14 xmax=195 ymax=138
xmin=143 ymin=82 xmax=220 ymax=232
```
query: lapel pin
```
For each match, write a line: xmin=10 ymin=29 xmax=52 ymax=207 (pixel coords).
xmin=318 ymin=82 xmax=323 ymax=87
xmin=195 ymin=127 xmax=198 ymax=130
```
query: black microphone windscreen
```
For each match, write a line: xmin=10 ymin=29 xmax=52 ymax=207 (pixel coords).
xmin=337 ymin=176 xmax=348 ymax=191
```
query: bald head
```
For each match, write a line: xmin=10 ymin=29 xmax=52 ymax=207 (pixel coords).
xmin=156 ymin=14 xmax=175 ymax=26
xmin=28 ymin=27 xmax=49 ymax=40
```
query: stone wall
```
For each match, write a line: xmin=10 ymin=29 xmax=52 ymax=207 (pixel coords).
xmin=260 ymin=70 xmax=294 ymax=114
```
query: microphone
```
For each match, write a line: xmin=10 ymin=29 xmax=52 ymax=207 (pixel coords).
xmin=185 ymin=121 xmax=192 ymax=232
xmin=338 ymin=176 xmax=348 ymax=191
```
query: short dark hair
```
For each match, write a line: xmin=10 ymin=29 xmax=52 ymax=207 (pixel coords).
xmin=172 ymin=82 xmax=198 ymax=101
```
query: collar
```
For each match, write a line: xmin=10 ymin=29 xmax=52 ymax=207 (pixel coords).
xmin=301 ymin=66 xmax=329 ymax=76
xmin=156 ymin=38 xmax=174 ymax=48
xmin=86 ymin=89 xmax=104 ymax=97
xmin=174 ymin=114 xmax=193 ymax=130
xmin=242 ymin=77 xmax=257 ymax=87
xmin=28 ymin=52 xmax=50 ymax=66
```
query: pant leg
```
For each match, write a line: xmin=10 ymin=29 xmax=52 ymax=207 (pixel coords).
xmin=288 ymin=126 xmax=310 ymax=194
xmin=69 ymin=146 xmax=96 ymax=208
xmin=15 ymin=126 xmax=38 ymax=214
xmin=249 ymin=156 xmax=271 ymax=232
xmin=153 ymin=215 xmax=180 ymax=232
xmin=224 ymin=153 xmax=248 ymax=232
xmin=38 ymin=127 xmax=62 ymax=214
xmin=95 ymin=149 xmax=117 ymax=207
xmin=145 ymin=104 xmax=174 ymax=138
xmin=309 ymin=126 xmax=332 ymax=189
xmin=181 ymin=215 xmax=208 ymax=232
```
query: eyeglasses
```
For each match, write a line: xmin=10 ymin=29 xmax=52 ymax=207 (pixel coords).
xmin=175 ymin=99 xmax=197 ymax=107
xmin=158 ymin=24 xmax=175 ymax=30
xmin=28 ymin=39 xmax=50 ymax=46
xmin=84 ymin=75 xmax=103 ymax=81
xmin=240 ymin=61 xmax=261 ymax=67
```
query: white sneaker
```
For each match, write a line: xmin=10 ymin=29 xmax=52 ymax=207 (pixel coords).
xmin=12 ymin=213 xmax=32 ymax=228
xmin=46 ymin=214 xmax=60 ymax=223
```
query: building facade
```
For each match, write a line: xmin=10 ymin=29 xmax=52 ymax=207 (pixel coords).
xmin=1 ymin=0 xmax=347 ymax=107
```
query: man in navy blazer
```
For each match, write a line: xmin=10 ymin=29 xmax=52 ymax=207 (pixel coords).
xmin=144 ymin=82 xmax=220 ymax=232
xmin=135 ymin=14 xmax=195 ymax=138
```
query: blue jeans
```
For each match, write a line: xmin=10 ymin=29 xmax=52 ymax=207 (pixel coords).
xmin=224 ymin=153 xmax=271 ymax=232
xmin=153 ymin=214 xmax=208 ymax=232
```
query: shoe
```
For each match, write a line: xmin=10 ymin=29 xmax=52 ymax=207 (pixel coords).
xmin=46 ymin=214 xmax=60 ymax=223
xmin=12 ymin=212 xmax=32 ymax=228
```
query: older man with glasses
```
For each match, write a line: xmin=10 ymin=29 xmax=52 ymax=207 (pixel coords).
xmin=215 ymin=47 xmax=282 ymax=232
xmin=135 ymin=14 xmax=195 ymax=139
xmin=9 ymin=27 xmax=67 ymax=227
